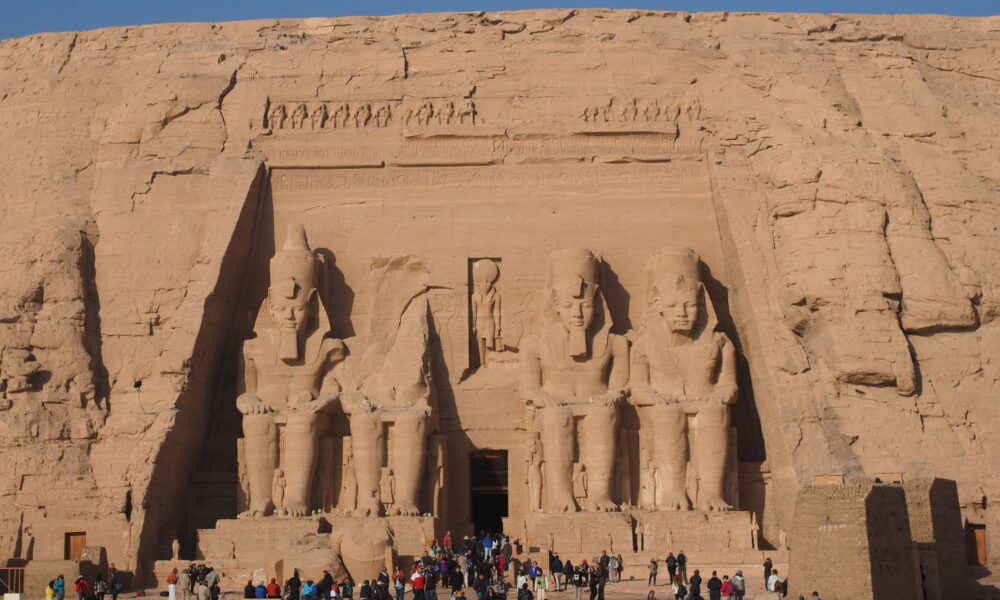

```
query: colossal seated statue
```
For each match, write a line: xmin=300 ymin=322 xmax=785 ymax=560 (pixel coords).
xmin=520 ymin=248 xmax=629 ymax=513
xmin=337 ymin=257 xmax=435 ymax=518
xmin=236 ymin=223 xmax=345 ymax=517
xmin=631 ymin=246 xmax=737 ymax=512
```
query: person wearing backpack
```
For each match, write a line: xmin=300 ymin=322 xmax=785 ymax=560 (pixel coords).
xmin=94 ymin=575 xmax=108 ymax=600
xmin=74 ymin=576 xmax=91 ymax=600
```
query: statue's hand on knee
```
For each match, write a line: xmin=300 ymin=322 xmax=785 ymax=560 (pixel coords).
xmin=707 ymin=386 xmax=737 ymax=406
xmin=236 ymin=393 xmax=271 ymax=415
xmin=592 ymin=391 xmax=623 ymax=407
xmin=528 ymin=390 xmax=563 ymax=408
xmin=629 ymin=385 xmax=659 ymax=405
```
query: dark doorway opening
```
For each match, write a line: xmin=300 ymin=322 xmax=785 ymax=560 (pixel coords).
xmin=470 ymin=450 xmax=508 ymax=535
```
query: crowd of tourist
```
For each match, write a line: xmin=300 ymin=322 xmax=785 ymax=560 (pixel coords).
xmin=50 ymin=532 xmax=823 ymax=600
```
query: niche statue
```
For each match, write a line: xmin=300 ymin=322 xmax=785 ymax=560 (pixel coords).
xmin=631 ymin=247 xmax=737 ymax=511
xmin=520 ymin=249 xmax=629 ymax=512
xmin=237 ymin=223 xmax=345 ymax=517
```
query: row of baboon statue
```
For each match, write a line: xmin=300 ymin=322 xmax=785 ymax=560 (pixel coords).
xmin=266 ymin=99 xmax=479 ymax=130
xmin=237 ymin=225 xmax=736 ymax=520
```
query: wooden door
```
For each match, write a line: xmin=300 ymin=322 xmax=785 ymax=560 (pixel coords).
xmin=65 ymin=532 xmax=86 ymax=560
xmin=965 ymin=523 xmax=986 ymax=566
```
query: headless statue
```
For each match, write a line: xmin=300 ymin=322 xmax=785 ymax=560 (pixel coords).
xmin=237 ymin=223 xmax=345 ymax=517
xmin=520 ymin=248 xmax=629 ymax=513
xmin=631 ymin=247 xmax=737 ymax=512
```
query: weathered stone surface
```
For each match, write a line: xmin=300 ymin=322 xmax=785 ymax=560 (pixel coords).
xmin=0 ymin=9 xmax=998 ymax=589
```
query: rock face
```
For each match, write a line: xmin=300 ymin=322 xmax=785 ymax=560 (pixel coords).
xmin=0 ymin=8 xmax=998 ymax=583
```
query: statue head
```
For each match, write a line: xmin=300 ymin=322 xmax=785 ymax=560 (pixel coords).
xmin=545 ymin=248 xmax=604 ymax=357
xmin=646 ymin=246 xmax=714 ymax=337
xmin=267 ymin=223 xmax=322 ymax=360
xmin=472 ymin=259 xmax=499 ymax=295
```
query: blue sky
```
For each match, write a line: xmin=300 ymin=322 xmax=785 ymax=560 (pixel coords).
xmin=2 ymin=0 xmax=995 ymax=40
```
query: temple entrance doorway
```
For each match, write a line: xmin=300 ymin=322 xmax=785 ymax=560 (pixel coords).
xmin=470 ymin=450 xmax=508 ymax=535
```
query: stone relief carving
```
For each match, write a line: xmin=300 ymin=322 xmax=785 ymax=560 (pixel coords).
xmin=471 ymin=258 xmax=503 ymax=368
xmin=631 ymin=246 xmax=737 ymax=512
xmin=580 ymin=95 xmax=702 ymax=124
xmin=520 ymin=249 xmax=630 ymax=513
xmin=265 ymin=98 xmax=478 ymax=130
xmin=236 ymin=223 xmax=346 ymax=517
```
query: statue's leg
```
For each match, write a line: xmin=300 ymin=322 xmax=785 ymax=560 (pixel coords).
xmin=581 ymin=405 xmax=620 ymax=512
xmin=693 ymin=404 xmax=733 ymax=511
xmin=283 ymin=412 xmax=320 ymax=517
xmin=350 ymin=413 xmax=384 ymax=517
xmin=391 ymin=412 xmax=427 ymax=516
xmin=541 ymin=406 xmax=576 ymax=513
xmin=650 ymin=404 xmax=690 ymax=510
xmin=242 ymin=414 xmax=277 ymax=517
xmin=477 ymin=338 xmax=488 ymax=368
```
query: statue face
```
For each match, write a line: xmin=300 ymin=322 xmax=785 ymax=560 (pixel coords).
xmin=268 ymin=278 xmax=313 ymax=337
xmin=654 ymin=282 xmax=700 ymax=335
xmin=552 ymin=283 xmax=596 ymax=333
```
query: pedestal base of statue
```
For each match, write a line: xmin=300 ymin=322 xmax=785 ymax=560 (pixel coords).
xmin=326 ymin=514 xmax=438 ymax=568
xmin=511 ymin=511 xmax=635 ymax=558
xmin=192 ymin=516 xmax=340 ymax=589
xmin=628 ymin=508 xmax=763 ymax=567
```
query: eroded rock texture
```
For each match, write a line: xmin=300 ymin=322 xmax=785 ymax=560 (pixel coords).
xmin=0 ymin=10 xmax=998 ymax=575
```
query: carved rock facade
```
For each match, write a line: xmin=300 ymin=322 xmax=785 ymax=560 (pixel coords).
xmin=0 ymin=9 xmax=998 ymax=586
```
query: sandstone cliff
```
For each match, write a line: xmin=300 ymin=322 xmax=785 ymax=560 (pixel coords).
xmin=0 ymin=10 xmax=997 ymax=574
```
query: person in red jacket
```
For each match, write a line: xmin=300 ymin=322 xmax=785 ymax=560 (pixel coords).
xmin=74 ymin=577 xmax=91 ymax=600
xmin=267 ymin=579 xmax=281 ymax=599
xmin=410 ymin=569 xmax=426 ymax=600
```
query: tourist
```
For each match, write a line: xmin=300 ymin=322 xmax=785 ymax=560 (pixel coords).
xmin=342 ymin=578 xmax=354 ymax=600
xmin=303 ymin=580 xmax=318 ymax=600
xmin=205 ymin=568 xmax=220 ymax=600
xmin=54 ymin=576 xmax=65 ymax=600
xmin=178 ymin=569 xmax=191 ymax=600
xmin=810 ymin=592 xmax=821 ymax=600
xmin=256 ymin=582 xmax=267 ymax=599
xmin=762 ymin=557 xmax=772 ymax=584
xmin=109 ymin=568 xmax=122 ymax=600
xmin=46 ymin=580 xmax=56 ymax=600
xmin=94 ymin=575 xmax=108 ymax=600
xmin=561 ymin=561 xmax=574 ymax=593
xmin=268 ymin=579 xmax=281 ymax=599
xmin=614 ymin=555 xmax=623 ymax=584
xmin=483 ymin=535 xmax=494 ymax=561
xmin=671 ymin=574 xmax=682 ymax=598
xmin=244 ymin=580 xmax=256 ymax=599
xmin=665 ymin=553 xmax=677 ymax=584
xmin=688 ymin=570 xmax=702 ymax=599
xmin=731 ymin=571 xmax=744 ymax=600
xmin=720 ymin=575 xmax=733 ymax=600
xmin=648 ymin=559 xmax=658 ymax=586
xmin=607 ymin=555 xmax=618 ymax=583
xmin=646 ymin=591 xmax=655 ymax=600
xmin=766 ymin=569 xmax=779 ymax=593
xmin=165 ymin=571 xmax=180 ymax=600
xmin=534 ymin=566 xmax=547 ymax=600
xmin=197 ymin=578 xmax=210 ymax=600
xmin=517 ymin=583 xmax=533 ymax=600
xmin=674 ymin=575 xmax=688 ymax=600
xmin=393 ymin=567 xmax=406 ymax=600
xmin=286 ymin=571 xmax=302 ymax=600
xmin=676 ymin=551 xmax=687 ymax=584
xmin=410 ymin=567 xmax=426 ymax=600
xmin=74 ymin=576 xmax=91 ymax=600
xmin=361 ymin=580 xmax=373 ymax=600
xmin=707 ymin=571 xmax=721 ymax=600
xmin=444 ymin=531 xmax=453 ymax=553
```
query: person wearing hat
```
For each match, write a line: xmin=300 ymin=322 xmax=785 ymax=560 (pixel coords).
xmin=731 ymin=571 xmax=745 ymax=600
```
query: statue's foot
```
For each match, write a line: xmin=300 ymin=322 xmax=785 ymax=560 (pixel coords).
xmin=283 ymin=502 xmax=309 ymax=518
xmin=239 ymin=506 xmax=271 ymax=518
xmin=586 ymin=498 xmax=620 ymax=512
xmin=393 ymin=502 xmax=420 ymax=517
xmin=660 ymin=492 xmax=691 ymax=511
xmin=354 ymin=501 xmax=382 ymax=517
xmin=698 ymin=496 xmax=733 ymax=512
xmin=548 ymin=502 xmax=575 ymax=513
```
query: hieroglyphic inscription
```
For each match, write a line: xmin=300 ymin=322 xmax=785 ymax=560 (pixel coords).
xmin=262 ymin=134 xmax=682 ymax=167
xmin=265 ymin=99 xmax=479 ymax=130
xmin=270 ymin=162 xmax=707 ymax=192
